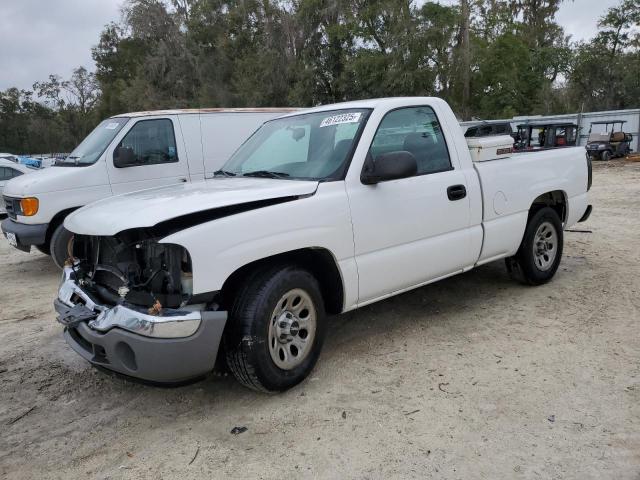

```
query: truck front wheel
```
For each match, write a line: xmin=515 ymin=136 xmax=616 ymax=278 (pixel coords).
xmin=50 ymin=224 xmax=74 ymax=269
xmin=224 ymin=265 xmax=327 ymax=392
xmin=505 ymin=207 xmax=563 ymax=286
xmin=601 ymin=150 xmax=611 ymax=161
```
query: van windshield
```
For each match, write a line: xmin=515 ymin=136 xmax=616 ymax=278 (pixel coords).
xmin=221 ymin=109 xmax=371 ymax=181
xmin=57 ymin=117 xmax=129 ymax=166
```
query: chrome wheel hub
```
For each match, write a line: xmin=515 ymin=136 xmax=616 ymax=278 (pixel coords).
xmin=533 ymin=221 xmax=558 ymax=271
xmin=268 ymin=288 xmax=316 ymax=370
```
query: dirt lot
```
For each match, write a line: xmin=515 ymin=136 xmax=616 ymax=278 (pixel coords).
xmin=1 ymin=160 xmax=639 ymax=480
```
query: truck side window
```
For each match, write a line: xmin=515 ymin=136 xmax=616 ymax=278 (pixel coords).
xmin=117 ymin=119 xmax=178 ymax=167
xmin=370 ymin=107 xmax=452 ymax=176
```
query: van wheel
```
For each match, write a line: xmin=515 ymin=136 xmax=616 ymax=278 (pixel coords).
xmin=50 ymin=224 xmax=74 ymax=269
xmin=224 ymin=265 xmax=326 ymax=392
xmin=505 ymin=207 xmax=563 ymax=286
xmin=601 ymin=150 xmax=611 ymax=161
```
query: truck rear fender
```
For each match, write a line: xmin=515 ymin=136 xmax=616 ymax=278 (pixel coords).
xmin=528 ymin=190 xmax=567 ymax=224
xmin=476 ymin=190 xmax=568 ymax=266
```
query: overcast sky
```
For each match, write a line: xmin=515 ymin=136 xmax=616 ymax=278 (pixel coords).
xmin=0 ymin=0 xmax=621 ymax=91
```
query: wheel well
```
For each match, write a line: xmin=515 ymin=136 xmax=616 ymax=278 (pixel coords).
xmin=45 ymin=208 xmax=78 ymax=245
xmin=529 ymin=191 xmax=567 ymax=223
xmin=220 ymin=248 xmax=345 ymax=315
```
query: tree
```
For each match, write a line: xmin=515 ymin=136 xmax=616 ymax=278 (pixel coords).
xmin=566 ymin=0 xmax=640 ymax=111
xmin=4 ymin=0 xmax=638 ymax=156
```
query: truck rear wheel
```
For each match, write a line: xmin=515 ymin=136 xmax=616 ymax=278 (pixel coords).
xmin=224 ymin=265 xmax=326 ymax=392
xmin=50 ymin=224 xmax=74 ymax=269
xmin=505 ymin=207 xmax=563 ymax=286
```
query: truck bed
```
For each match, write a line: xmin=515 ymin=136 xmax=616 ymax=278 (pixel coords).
xmin=473 ymin=147 xmax=590 ymax=265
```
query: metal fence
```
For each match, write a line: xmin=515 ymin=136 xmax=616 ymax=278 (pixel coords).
xmin=461 ymin=108 xmax=640 ymax=152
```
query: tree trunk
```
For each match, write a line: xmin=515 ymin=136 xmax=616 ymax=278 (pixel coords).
xmin=460 ymin=0 xmax=471 ymax=120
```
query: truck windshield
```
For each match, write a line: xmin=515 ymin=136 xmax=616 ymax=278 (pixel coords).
xmin=222 ymin=109 xmax=371 ymax=180
xmin=57 ymin=117 xmax=129 ymax=166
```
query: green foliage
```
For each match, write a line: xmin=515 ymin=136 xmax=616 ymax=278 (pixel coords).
xmin=0 ymin=67 xmax=100 ymax=154
xmin=565 ymin=0 xmax=640 ymax=111
xmin=1 ymin=0 xmax=638 ymax=154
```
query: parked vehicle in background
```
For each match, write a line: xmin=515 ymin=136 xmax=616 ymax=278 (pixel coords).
xmin=464 ymin=121 xmax=514 ymax=139
xmin=17 ymin=156 xmax=42 ymax=168
xmin=585 ymin=120 xmax=633 ymax=161
xmin=514 ymin=122 xmax=579 ymax=151
xmin=0 ymin=160 xmax=35 ymax=216
xmin=1 ymin=108 xmax=297 ymax=268
xmin=54 ymin=97 xmax=592 ymax=392
xmin=0 ymin=153 xmax=19 ymax=164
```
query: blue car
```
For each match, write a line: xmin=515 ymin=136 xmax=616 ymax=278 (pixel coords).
xmin=17 ymin=156 xmax=42 ymax=168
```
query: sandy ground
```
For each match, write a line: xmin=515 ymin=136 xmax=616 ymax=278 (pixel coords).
xmin=0 ymin=160 xmax=639 ymax=480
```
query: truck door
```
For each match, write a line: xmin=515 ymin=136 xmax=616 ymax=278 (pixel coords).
xmin=106 ymin=116 xmax=190 ymax=195
xmin=346 ymin=105 xmax=472 ymax=304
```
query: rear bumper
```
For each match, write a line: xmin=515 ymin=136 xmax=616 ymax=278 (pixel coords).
xmin=55 ymin=267 xmax=227 ymax=383
xmin=1 ymin=217 xmax=48 ymax=251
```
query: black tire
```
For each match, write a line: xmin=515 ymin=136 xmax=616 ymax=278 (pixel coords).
xmin=224 ymin=265 xmax=327 ymax=393
xmin=35 ymin=243 xmax=51 ymax=255
xmin=50 ymin=224 xmax=74 ymax=269
xmin=505 ymin=207 xmax=563 ymax=286
xmin=601 ymin=150 xmax=611 ymax=161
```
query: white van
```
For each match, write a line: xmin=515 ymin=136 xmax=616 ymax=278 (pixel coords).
xmin=1 ymin=108 xmax=296 ymax=267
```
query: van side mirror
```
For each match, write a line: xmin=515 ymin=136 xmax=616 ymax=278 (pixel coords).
xmin=113 ymin=146 xmax=137 ymax=168
xmin=361 ymin=151 xmax=418 ymax=185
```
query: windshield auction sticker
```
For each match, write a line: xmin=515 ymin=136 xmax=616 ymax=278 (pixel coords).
xmin=320 ymin=112 xmax=362 ymax=128
xmin=105 ymin=122 xmax=120 ymax=130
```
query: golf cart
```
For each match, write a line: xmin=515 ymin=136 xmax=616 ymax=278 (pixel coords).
xmin=514 ymin=122 xmax=579 ymax=152
xmin=585 ymin=120 xmax=633 ymax=161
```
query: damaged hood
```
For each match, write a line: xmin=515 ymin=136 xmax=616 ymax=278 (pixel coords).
xmin=65 ymin=177 xmax=319 ymax=236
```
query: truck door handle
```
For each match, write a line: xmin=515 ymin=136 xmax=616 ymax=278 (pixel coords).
xmin=447 ymin=185 xmax=467 ymax=201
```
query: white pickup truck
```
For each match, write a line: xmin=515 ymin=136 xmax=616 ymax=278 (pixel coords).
xmin=1 ymin=108 xmax=295 ymax=268
xmin=54 ymin=97 xmax=592 ymax=392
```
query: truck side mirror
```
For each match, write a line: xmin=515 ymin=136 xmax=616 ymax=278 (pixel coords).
xmin=361 ymin=151 xmax=418 ymax=185
xmin=113 ymin=146 xmax=137 ymax=168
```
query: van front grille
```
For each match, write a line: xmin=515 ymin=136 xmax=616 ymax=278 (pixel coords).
xmin=3 ymin=196 xmax=19 ymax=219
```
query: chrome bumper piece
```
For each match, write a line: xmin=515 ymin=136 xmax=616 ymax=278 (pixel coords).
xmin=57 ymin=266 xmax=201 ymax=339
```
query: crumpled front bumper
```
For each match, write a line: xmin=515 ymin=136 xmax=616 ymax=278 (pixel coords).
xmin=55 ymin=267 xmax=227 ymax=383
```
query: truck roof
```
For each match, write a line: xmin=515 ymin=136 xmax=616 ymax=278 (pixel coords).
xmin=111 ymin=107 xmax=300 ymax=118
xmin=277 ymin=97 xmax=446 ymax=118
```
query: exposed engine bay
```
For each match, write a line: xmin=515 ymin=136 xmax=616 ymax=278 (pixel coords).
xmin=71 ymin=232 xmax=195 ymax=310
